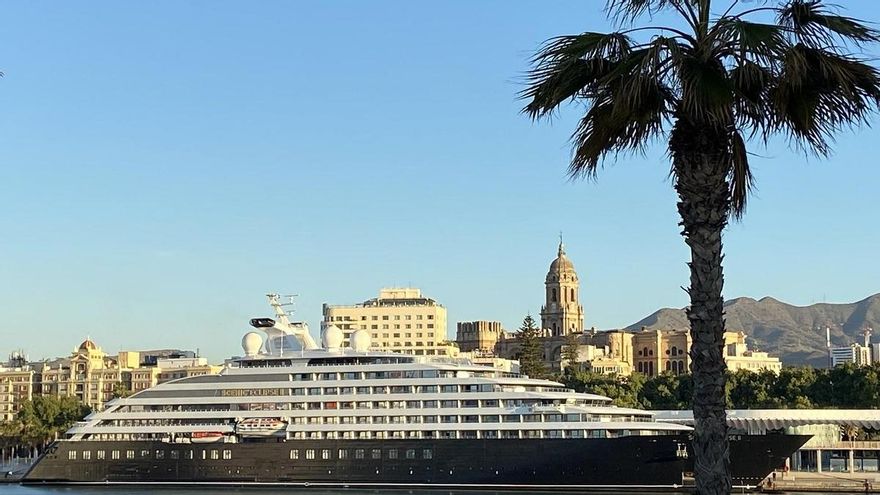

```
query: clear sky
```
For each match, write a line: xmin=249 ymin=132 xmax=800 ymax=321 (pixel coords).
xmin=2 ymin=1 xmax=879 ymax=362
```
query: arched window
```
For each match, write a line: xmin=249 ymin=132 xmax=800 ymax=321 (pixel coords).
xmin=665 ymin=361 xmax=671 ymax=371
xmin=679 ymin=360 xmax=685 ymax=372
xmin=551 ymin=288 xmax=557 ymax=303
xmin=671 ymin=346 xmax=678 ymax=356
xmin=570 ymin=288 xmax=575 ymax=301
xmin=637 ymin=362 xmax=643 ymax=373
xmin=648 ymin=362 xmax=654 ymax=376
xmin=643 ymin=347 xmax=649 ymax=357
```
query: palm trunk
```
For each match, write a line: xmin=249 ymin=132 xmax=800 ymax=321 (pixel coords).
xmin=670 ymin=120 xmax=731 ymax=495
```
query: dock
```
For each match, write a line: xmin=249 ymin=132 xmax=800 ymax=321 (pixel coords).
xmin=762 ymin=471 xmax=880 ymax=493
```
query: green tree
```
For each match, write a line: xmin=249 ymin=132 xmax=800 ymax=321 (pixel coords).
xmin=112 ymin=381 xmax=132 ymax=399
xmin=561 ymin=332 xmax=582 ymax=370
xmin=16 ymin=395 xmax=91 ymax=447
xmin=516 ymin=314 xmax=547 ymax=379
xmin=521 ymin=2 xmax=880 ymax=491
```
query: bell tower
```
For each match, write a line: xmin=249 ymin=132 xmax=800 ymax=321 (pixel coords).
xmin=540 ymin=237 xmax=584 ymax=337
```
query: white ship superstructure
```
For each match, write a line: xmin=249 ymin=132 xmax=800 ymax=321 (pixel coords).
xmin=67 ymin=294 xmax=688 ymax=443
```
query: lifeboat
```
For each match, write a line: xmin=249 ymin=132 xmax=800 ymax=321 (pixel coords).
xmin=191 ymin=431 xmax=224 ymax=443
xmin=235 ymin=418 xmax=287 ymax=438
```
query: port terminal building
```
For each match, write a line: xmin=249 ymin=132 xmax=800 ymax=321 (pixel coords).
xmin=656 ymin=409 xmax=880 ymax=474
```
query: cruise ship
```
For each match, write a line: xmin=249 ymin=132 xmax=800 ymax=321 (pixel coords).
xmin=23 ymin=295 xmax=809 ymax=490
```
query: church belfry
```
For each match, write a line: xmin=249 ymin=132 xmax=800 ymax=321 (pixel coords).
xmin=540 ymin=239 xmax=585 ymax=336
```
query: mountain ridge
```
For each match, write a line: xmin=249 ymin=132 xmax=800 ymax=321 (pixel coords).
xmin=625 ymin=293 xmax=880 ymax=366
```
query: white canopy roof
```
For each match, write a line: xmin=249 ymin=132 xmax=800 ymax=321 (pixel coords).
xmin=654 ymin=409 xmax=880 ymax=430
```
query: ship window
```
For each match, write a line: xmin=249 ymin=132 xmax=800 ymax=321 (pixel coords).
xmin=170 ymin=451 xmax=179 ymax=460
xmin=371 ymin=448 xmax=381 ymax=459
xmin=308 ymin=388 xmax=321 ymax=395
xmin=440 ymin=385 xmax=457 ymax=393
xmin=306 ymin=449 xmax=315 ymax=460
xmin=568 ymin=430 xmax=584 ymax=438
xmin=322 ymin=449 xmax=330 ymax=460
xmin=547 ymin=430 xmax=563 ymax=438
xmin=524 ymin=430 xmax=541 ymax=439
xmin=68 ymin=451 xmax=77 ymax=460
xmin=96 ymin=450 xmax=105 ymax=460
xmin=440 ymin=400 xmax=457 ymax=408
xmin=502 ymin=415 xmax=520 ymax=423
xmin=141 ymin=450 xmax=150 ymax=459
xmin=81 ymin=451 xmax=91 ymax=460
xmin=421 ymin=370 xmax=438 ymax=378
xmin=308 ymin=402 xmax=321 ymax=410
xmin=223 ymin=450 xmax=232 ymax=460
xmin=388 ymin=449 xmax=398 ymax=459
xmin=185 ymin=450 xmax=194 ymax=459
xmin=462 ymin=400 xmax=478 ymax=408
xmin=440 ymin=415 xmax=457 ymax=423
xmin=482 ymin=415 xmax=500 ymax=423
xmin=461 ymin=431 xmax=477 ymax=439
xmin=462 ymin=415 xmax=479 ymax=423
xmin=127 ymin=450 xmax=135 ymax=460
xmin=210 ymin=450 xmax=219 ymax=460
xmin=423 ymin=415 xmax=437 ymax=423
xmin=320 ymin=373 xmax=336 ymax=381
xmin=406 ymin=400 xmax=420 ymax=409
xmin=481 ymin=430 xmax=498 ymax=439
xmin=343 ymin=372 xmax=359 ymax=380
xmin=338 ymin=449 xmax=348 ymax=459
xmin=356 ymin=386 xmax=371 ymax=394
xmin=482 ymin=399 xmax=499 ymax=407
xmin=111 ymin=450 xmax=120 ymax=460
xmin=423 ymin=449 xmax=433 ymax=459
xmin=355 ymin=449 xmax=365 ymax=459
xmin=421 ymin=385 xmax=438 ymax=393
xmin=155 ymin=450 xmax=164 ymax=460
xmin=423 ymin=400 xmax=437 ymax=407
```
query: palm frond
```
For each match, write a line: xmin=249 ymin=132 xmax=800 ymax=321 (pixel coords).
xmin=606 ymin=0 xmax=700 ymax=29
xmin=729 ymin=130 xmax=754 ymax=219
xmin=729 ymin=60 xmax=774 ymax=136
xmin=521 ymin=32 xmax=633 ymax=119
xmin=771 ymin=45 xmax=880 ymax=154
xmin=778 ymin=0 xmax=880 ymax=47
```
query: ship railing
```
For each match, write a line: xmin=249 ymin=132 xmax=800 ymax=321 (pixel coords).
xmin=804 ymin=440 xmax=880 ymax=450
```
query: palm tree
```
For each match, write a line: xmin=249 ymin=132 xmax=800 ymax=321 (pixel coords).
xmin=520 ymin=1 xmax=880 ymax=492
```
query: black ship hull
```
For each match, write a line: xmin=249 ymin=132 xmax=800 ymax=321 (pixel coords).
xmin=22 ymin=434 xmax=809 ymax=491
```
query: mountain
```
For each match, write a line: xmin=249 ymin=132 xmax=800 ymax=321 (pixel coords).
xmin=626 ymin=293 xmax=880 ymax=366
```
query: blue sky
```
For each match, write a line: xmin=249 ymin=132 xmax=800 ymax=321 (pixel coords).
xmin=2 ymin=1 xmax=879 ymax=362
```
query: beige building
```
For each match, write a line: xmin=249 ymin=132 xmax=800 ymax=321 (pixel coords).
xmin=39 ymin=340 xmax=123 ymax=411
xmin=632 ymin=328 xmax=691 ymax=377
xmin=724 ymin=331 xmax=782 ymax=373
xmin=0 ymin=363 xmax=35 ymax=422
xmin=540 ymin=241 xmax=584 ymax=336
xmin=456 ymin=320 xmax=503 ymax=353
xmin=323 ymin=288 xmax=456 ymax=356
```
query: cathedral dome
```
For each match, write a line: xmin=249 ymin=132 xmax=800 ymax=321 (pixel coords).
xmin=548 ymin=243 xmax=576 ymax=273
xmin=78 ymin=339 xmax=98 ymax=351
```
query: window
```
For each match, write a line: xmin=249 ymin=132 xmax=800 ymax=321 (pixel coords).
xmin=155 ymin=450 xmax=164 ymax=460
xmin=127 ymin=450 xmax=135 ymax=460
xmin=406 ymin=449 xmax=416 ymax=459
xmin=440 ymin=385 xmax=457 ymax=393
xmin=223 ymin=450 xmax=232 ymax=460
xmin=290 ymin=449 xmax=300 ymax=459
xmin=355 ymin=449 xmax=365 ymax=459
xmin=111 ymin=450 xmax=120 ymax=460
xmin=68 ymin=451 xmax=77 ymax=460
xmin=170 ymin=450 xmax=179 ymax=460
xmin=338 ymin=449 xmax=348 ymax=459
xmin=306 ymin=449 xmax=316 ymax=460
xmin=140 ymin=450 xmax=150 ymax=459
xmin=371 ymin=448 xmax=381 ymax=459
xmin=423 ymin=448 xmax=433 ymax=459
xmin=210 ymin=450 xmax=219 ymax=460
xmin=388 ymin=449 xmax=398 ymax=459
xmin=322 ymin=449 xmax=330 ymax=460
xmin=97 ymin=450 xmax=105 ymax=460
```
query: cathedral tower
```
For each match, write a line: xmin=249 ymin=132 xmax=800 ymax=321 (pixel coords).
xmin=540 ymin=239 xmax=584 ymax=336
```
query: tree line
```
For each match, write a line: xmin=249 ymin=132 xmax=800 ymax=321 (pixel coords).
xmin=561 ymin=363 xmax=880 ymax=411
xmin=0 ymin=395 xmax=90 ymax=455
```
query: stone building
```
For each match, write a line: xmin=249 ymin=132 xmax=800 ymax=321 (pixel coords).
xmin=0 ymin=353 xmax=35 ymax=422
xmin=323 ymin=288 xmax=456 ymax=356
xmin=455 ymin=320 xmax=503 ymax=353
xmin=540 ymin=241 xmax=584 ymax=336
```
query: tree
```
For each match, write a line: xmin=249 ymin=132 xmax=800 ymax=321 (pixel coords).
xmin=561 ymin=332 xmax=582 ymax=370
xmin=521 ymin=2 xmax=880 ymax=492
xmin=112 ymin=381 xmax=132 ymax=399
xmin=16 ymin=395 xmax=91 ymax=447
xmin=516 ymin=314 xmax=547 ymax=379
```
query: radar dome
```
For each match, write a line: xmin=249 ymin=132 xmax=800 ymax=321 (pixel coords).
xmin=350 ymin=329 xmax=371 ymax=352
xmin=323 ymin=324 xmax=344 ymax=350
xmin=241 ymin=332 xmax=264 ymax=357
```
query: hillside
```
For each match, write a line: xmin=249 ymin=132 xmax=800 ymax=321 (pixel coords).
xmin=626 ymin=293 xmax=880 ymax=366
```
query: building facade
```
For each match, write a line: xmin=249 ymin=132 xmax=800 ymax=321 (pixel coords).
xmin=455 ymin=320 xmax=503 ymax=353
xmin=540 ymin=241 xmax=584 ymax=336
xmin=322 ymin=288 xmax=455 ymax=356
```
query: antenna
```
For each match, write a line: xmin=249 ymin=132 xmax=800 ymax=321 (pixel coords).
xmin=863 ymin=327 xmax=873 ymax=348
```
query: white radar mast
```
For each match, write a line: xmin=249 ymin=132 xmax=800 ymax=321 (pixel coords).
xmin=249 ymin=293 xmax=320 ymax=353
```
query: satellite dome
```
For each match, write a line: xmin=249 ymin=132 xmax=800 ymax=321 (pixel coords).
xmin=350 ymin=329 xmax=371 ymax=352
xmin=323 ymin=325 xmax=344 ymax=350
xmin=241 ymin=332 xmax=264 ymax=357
